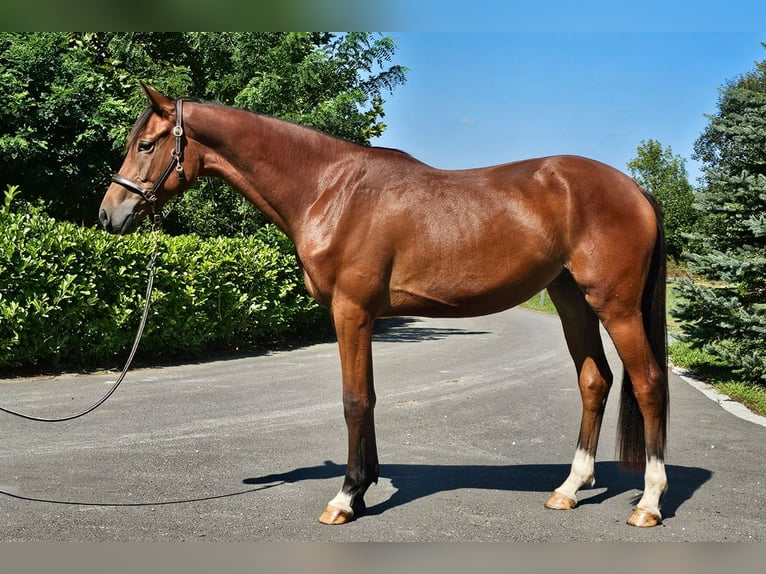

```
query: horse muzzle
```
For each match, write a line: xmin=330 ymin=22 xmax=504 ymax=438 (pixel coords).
xmin=98 ymin=191 xmax=144 ymax=235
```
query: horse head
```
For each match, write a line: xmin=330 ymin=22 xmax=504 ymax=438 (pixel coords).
xmin=99 ymin=84 xmax=197 ymax=234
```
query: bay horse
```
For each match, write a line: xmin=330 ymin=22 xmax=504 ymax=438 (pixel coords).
xmin=99 ymin=85 xmax=668 ymax=528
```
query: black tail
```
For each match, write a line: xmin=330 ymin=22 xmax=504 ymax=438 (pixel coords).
xmin=617 ymin=189 xmax=668 ymax=469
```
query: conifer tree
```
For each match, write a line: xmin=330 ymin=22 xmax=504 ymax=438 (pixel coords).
xmin=674 ymin=47 xmax=766 ymax=383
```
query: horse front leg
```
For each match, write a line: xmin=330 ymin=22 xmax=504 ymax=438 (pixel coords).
xmin=318 ymin=301 xmax=379 ymax=525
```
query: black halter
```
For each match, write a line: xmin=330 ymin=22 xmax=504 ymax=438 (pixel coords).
xmin=111 ymin=98 xmax=186 ymax=208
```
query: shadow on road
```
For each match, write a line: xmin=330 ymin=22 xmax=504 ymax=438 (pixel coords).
xmin=373 ymin=317 xmax=490 ymax=343
xmin=244 ymin=460 xmax=712 ymax=521
xmin=0 ymin=459 xmax=711 ymax=520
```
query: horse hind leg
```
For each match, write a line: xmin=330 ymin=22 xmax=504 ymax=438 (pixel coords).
xmin=559 ymin=188 xmax=669 ymax=527
xmin=599 ymin=309 xmax=668 ymax=527
xmin=544 ymin=271 xmax=614 ymax=511
xmin=581 ymin=258 xmax=668 ymax=527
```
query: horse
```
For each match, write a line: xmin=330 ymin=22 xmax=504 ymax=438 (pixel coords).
xmin=99 ymin=85 xmax=669 ymax=528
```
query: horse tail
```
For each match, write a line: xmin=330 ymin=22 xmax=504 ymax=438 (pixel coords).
xmin=617 ymin=189 xmax=668 ymax=469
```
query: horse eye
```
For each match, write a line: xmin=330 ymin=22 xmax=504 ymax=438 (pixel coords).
xmin=137 ymin=141 xmax=155 ymax=153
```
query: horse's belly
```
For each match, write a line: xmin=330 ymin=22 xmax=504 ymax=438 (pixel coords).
xmin=385 ymin=258 xmax=561 ymax=318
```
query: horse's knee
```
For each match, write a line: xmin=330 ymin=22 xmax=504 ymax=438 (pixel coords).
xmin=342 ymin=393 xmax=375 ymax=422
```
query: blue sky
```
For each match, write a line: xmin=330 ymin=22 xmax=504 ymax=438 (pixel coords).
xmin=371 ymin=32 xmax=766 ymax=184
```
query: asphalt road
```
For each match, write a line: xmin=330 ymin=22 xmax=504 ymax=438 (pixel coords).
xmin=1 ymin=308 xmax=764 ymax=541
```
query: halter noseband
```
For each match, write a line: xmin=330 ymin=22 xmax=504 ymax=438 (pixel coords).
xmin=111 ymin=98 xmax=186 ymax=208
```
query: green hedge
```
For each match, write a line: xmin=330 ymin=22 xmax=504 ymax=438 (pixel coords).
xmin=0 ymin=189 xmax=329 ymax=372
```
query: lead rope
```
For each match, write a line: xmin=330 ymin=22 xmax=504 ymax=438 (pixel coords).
xmin=0 ymin=210 xmax=162 ymax=423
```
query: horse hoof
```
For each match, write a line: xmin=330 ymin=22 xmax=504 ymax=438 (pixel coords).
xmin=626 ymin=507 xmax=662 ymax=527
xmin=318 ymin=505 xmax=353 ymax=525
xmin=544 ymin=491 xmax=577 ymax=510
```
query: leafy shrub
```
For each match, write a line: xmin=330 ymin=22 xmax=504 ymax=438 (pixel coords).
xmin=0 ymin=187 xmax=329 ymax=372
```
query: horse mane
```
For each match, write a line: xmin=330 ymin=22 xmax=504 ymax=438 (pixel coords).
xmin=126 ymin=98 xmax=413 ymax=158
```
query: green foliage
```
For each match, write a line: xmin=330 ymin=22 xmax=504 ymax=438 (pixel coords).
xmin=673 ymin=46 xmax=766 ymax=385
xmin=0 ymin=33 xmax=194 ymax=223
xmin=0 ymin=32 xmax=406 ymax=234
xmin=0 ymin=33 xmax=97 ymax=220
xmin=0 ymin=186 xmax=329 ymax=373
xmin=627 ymin=139 xmax=698 ymax=259
xmin=162 ymin=181 xmax=270 ymax=238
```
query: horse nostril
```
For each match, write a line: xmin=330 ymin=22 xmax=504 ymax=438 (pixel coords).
xmin=99 ymin=208 xmax=111 ymax=231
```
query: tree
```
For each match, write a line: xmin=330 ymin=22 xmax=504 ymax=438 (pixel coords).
xmin=673 ymin=47 xmax=766 ymax=384
xmin=627 ymin=139 xmax=697 ymax=259
xmin=0 ymin=32 xmax=406 ymax=230
xmin=0 ymin=33 xmax=194 ymax=223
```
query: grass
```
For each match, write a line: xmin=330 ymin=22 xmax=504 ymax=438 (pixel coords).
xmin=669 ymin=341 xmax=766 ymax=417
xmin=520 ymin=291 xmax=558 ymax=315
xmin=522 ymin=286 xmax=766 ymax=418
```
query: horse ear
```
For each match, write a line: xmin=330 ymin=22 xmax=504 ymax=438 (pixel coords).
xmin=141 ymin=83 xmax=174 ymax=116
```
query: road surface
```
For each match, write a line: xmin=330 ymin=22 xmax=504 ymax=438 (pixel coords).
xmin=1 ymin=308 xmax=764 ymax=541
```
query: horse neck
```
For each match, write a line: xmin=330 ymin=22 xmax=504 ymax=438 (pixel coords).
xmin=187 ymin=102 xmax=346 ymax=239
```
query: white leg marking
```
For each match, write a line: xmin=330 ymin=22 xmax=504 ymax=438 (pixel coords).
xmin=328 ymin=489 xmax=354 ymax=515
xmin=636 ymin=455 xmax=667 ymax=517
xmin=554 ymin=448 xmax=596 ymax=503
